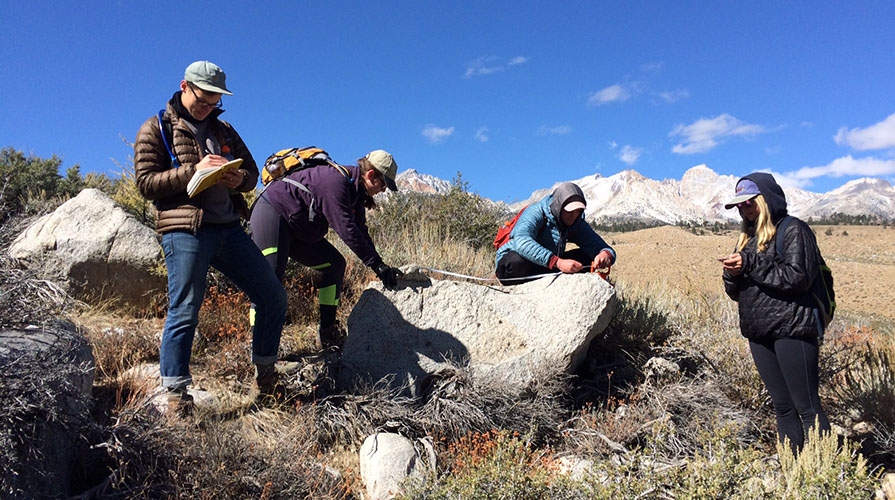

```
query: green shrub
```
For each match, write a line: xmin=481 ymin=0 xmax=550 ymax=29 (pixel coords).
xmin=579 ymin=423 xmax=879 ymax=499
xmin=371 ymin=173 xmax=506 ymax=252
xmin=111 ymin=160 xmax=155 ymax=226
xmin=0 ymin=147 xmax=63 ymax=212
xmin=776 ymin=425 xmax=879 ymax=499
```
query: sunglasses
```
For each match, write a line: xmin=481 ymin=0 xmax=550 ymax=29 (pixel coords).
xmin=187 ymin=83 xmax=223 ymax=109
xmin=736 ymin=198 xmax=755 ymax=209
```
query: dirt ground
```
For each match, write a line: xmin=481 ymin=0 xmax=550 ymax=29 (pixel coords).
xmin=603 ymin=225 xmax=895 ymax=323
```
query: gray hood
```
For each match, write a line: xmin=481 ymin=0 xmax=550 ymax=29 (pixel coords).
xmin=549 ymin=182 xmax=587 ymax=226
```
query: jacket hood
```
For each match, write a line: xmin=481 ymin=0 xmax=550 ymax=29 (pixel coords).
xmin=549 ymin=182 xmax=586 ymax=224
xmin=741 ymin=172 xmax=787 ymax=223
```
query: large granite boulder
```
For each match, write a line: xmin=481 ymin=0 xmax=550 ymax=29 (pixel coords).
xmin=338 ymin=267 xmax=617 ymax=397
xmin=8 ymin=189 xmax=165 ymax=309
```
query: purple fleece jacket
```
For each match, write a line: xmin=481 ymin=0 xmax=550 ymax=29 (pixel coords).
xmin=261 ymin=164 xmax=382 ymax=268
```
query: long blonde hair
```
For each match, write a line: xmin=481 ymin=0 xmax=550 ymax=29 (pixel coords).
xmin=735 ymin=195 xmax=776 ymax=253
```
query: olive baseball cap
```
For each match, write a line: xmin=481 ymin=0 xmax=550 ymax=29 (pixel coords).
xmin=184 ymin=61 xmax=233 ymax=95
xmin=366 ymin=150 xmax=398 ymax=191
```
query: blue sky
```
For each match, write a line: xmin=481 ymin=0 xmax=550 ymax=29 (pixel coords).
xmin=2 ymin=1 xmax=894 ymax=202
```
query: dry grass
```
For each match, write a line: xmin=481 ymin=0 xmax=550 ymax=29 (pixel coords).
xmin=605 ymin=224 xmax=895 ymax=324
xmin=10 ymin=215 xmax=894 ymax=497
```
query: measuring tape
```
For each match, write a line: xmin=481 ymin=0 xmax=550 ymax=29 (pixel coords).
xmin=418 ymin=262 xmax=611 ymax=283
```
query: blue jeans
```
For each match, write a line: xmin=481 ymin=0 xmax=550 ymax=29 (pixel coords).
xmin=159 ymin=225 xmax=287 ymax=390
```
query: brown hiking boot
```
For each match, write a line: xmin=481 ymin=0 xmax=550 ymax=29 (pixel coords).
xmin=166 ymin=389 xmax=195 ymax=417
xmin=255 ymin=364 xmax=287 ymax=405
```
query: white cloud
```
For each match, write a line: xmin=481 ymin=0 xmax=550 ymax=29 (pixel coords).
xmin=834 ymin=113 xmax=895 ymax=151
xmin=778 ymin=155 xmax=895 ymax=187
xmin=464 ymin=55 xmax=528 ymax=78
xmin=422 ymin=124 xmax=455 ymax=144
xmin=475 ymin=127 xmax=489 ymax=142
xmin=658 ymin=89 xmax=690 ymax=103
xmin=537 ymin=125 xmax=572 ymax=136
xmin=640 ymin=61 xmax=664 ymax=72
xmin=608 ymin=141 xmax=618 ymax=150
xmin=670 ymin=113 xmax=766 ymax=154
xmin=617 ymin=145 xmax=642 ymax=165
xmin=587 ymin=84 xmax=631 ymax=106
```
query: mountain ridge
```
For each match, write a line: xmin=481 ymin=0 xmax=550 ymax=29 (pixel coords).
xmin=395 ymin=165 xmax=895 ymax=224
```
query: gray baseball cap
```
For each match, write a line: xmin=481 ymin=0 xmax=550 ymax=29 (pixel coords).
xmin=184 ymin=61 xmax=233 ymax=95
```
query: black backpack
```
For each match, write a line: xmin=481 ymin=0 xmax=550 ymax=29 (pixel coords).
xmin=775 ymin=216 xmax=836 ymax=330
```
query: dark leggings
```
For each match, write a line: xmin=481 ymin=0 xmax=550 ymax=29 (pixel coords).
xmin=496 ymin=248 xmax=591 ymax=285
xmin=249 ymin=195 xmax=346 ymax=306
xmin=749 ymin=336 xmax=831 ymax=453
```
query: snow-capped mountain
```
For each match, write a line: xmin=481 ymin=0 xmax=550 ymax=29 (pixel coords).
xmin=807 ymin=178 xmax=895 ymax=219
xmin=395 ymin=164 xmax=895 ymax=224
xmin=516 ymin=165 xmax=894 ymax=223
xmin=395 ymin=169 xmax=452 ymax=195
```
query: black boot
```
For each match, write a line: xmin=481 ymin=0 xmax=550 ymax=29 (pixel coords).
xmin=255 ymin=363 xmax=286 ymax=405
xmin=316 ymin=305 xmax=340 ymax=350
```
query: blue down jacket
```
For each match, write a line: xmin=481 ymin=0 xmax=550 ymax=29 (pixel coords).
xmin=495 ymin=182 xmax=615 ymax=269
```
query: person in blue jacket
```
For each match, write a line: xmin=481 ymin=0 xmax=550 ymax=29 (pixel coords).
xmin=495 ymin=182 xmax=616 ymax=285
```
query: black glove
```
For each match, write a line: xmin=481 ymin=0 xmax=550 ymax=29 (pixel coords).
xmin=374 ymin=263 xmax=403 ymax=289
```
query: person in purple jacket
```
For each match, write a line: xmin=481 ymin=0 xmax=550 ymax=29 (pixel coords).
xmin=249 ymin=150 xmax=403 ymax=350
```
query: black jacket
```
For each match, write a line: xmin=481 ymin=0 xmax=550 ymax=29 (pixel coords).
xmin=723 ymin=173 xmax=821 ymax=340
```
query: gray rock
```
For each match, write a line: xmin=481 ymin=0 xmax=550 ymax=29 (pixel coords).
xmin=339 ymin=268 xmax=617 ymax=397
xmin=359 ymin=433 xmax=435 ymax=500
xmin=8 ymin=189 xmax=165 ymax=309
xmin=643 ymin=356 xmax=681 ymax=384
xmin=0 ymin=322 xmax=95 ymax=499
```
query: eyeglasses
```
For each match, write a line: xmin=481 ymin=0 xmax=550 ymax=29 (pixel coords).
xmin=736 ymin=198 xmax=755 ymax=209
xmin=187 ymin=83 xmax=222 ymax=109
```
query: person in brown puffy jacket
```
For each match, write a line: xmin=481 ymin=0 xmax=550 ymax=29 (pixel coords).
xmin=134 ymin=61 xmax=287 ymax=413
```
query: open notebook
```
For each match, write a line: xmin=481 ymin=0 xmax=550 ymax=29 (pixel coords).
xmin=186 ymin=158 xmax=243 ymax=198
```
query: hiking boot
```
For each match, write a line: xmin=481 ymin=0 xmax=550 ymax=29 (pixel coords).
xmin=316 ymin=305 xmax=344 ymax=351
xmin=316 ymin=325 xmax=344 ymax=351
xmin=255 ymin=363 xmax=287 ymax=405
xmin=166 ymin=389 xmax=195 ymax=417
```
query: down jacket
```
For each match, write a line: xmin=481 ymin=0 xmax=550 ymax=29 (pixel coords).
xmin=134 ymin=93 xmax=258 ymax=234
xmin=722 ymin=172 xmax=822 ymax=340
xmin=495 ymin=182 xmax=616 ymax=269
